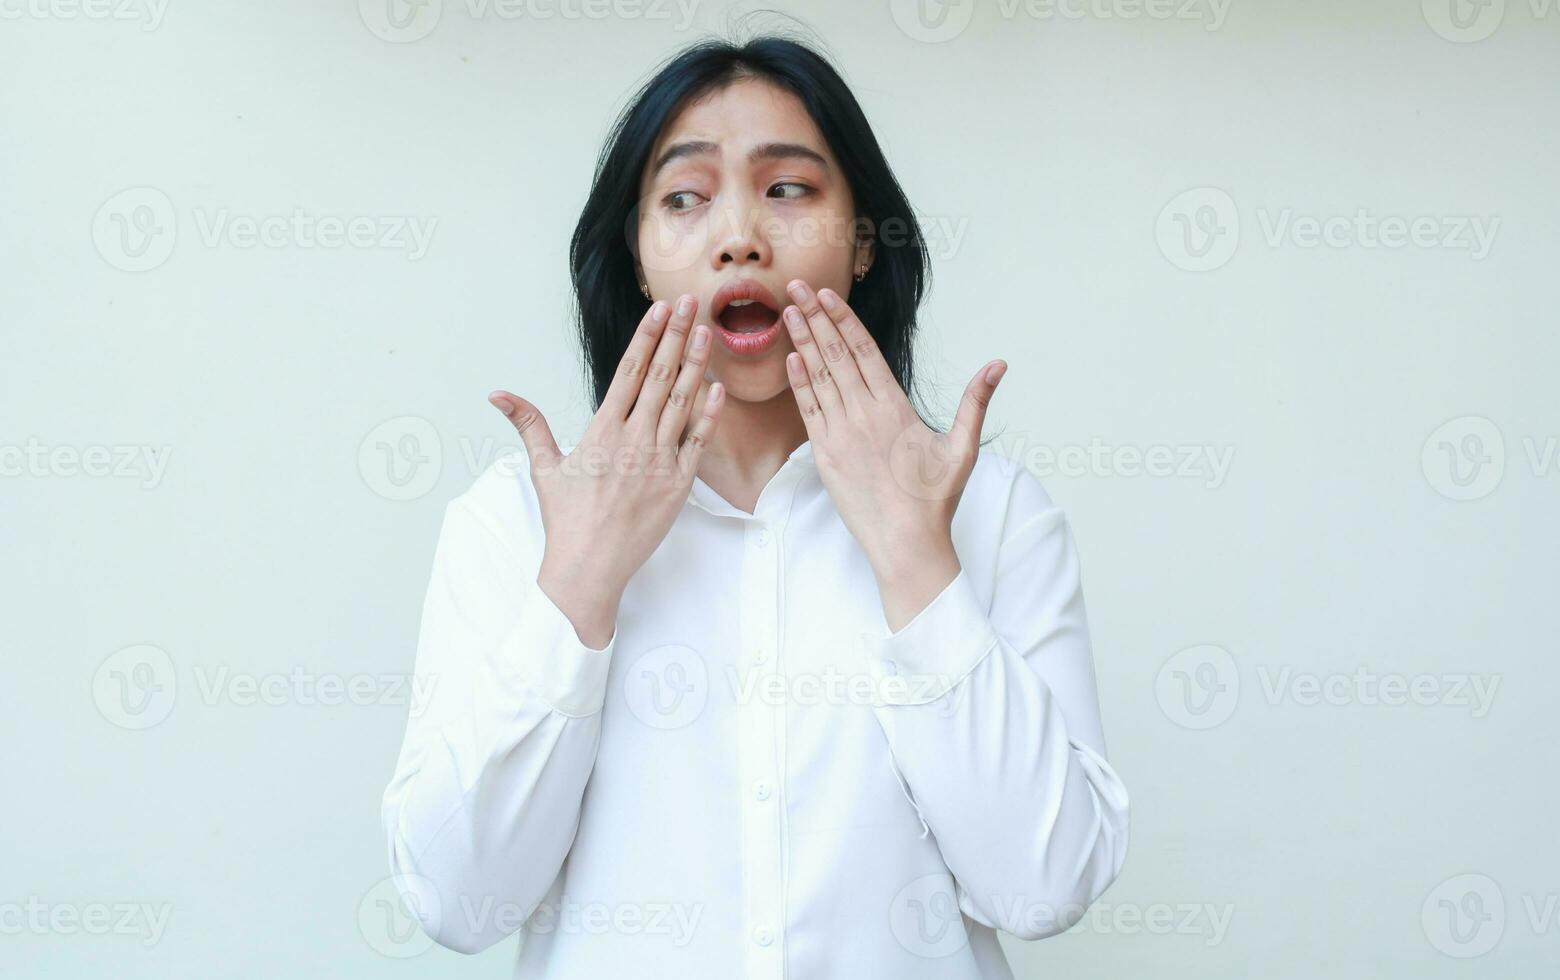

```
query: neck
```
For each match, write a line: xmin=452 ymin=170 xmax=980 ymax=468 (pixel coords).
xmin=685 ymin=379 xmax=808 ymax=506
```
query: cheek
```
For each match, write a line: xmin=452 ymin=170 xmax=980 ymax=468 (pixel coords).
xmin=637 ymin=213 xmax=708 ymax=279
xmin=776 ymin=246 xmax=853 ymax=297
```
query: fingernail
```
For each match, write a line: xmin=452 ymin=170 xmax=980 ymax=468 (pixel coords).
xmin=819 ymin=288 xmax=839 ymax=310
xmin=787 ymin=280 xmax=806 ymax=299
xmin=651 ymin=301 xmax=669 ymax=322
xmin=489 ymin=395 xmax=513 ymax=413
xmin=985 ymin=362 xmax=1007 ymax=385
xmin=784 ymin=306 xmax=803 ymax=328
xmin=677 ymin=295 xmax=694 ymax=316
xmin=693 ymin=324 xmax=709 ymax=349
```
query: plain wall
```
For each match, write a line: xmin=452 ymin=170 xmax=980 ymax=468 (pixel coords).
xmin=2 ymin=0 xmax=1555 ymax=975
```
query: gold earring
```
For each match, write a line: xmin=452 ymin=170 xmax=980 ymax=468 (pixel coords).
xmin=640 ymin=282 xmax=651 ymax=299
xmin=854 ymin=264 xmax=867 ymax=282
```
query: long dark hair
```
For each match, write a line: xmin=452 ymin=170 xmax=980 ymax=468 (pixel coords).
xmin=568 ymin=31 xmax=942 ymax=426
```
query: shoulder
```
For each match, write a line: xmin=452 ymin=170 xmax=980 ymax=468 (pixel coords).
xmin=963 ymin=445 xmax=1061 ymax=534
xmin=442 ymin=448 xmax=543 ymax=553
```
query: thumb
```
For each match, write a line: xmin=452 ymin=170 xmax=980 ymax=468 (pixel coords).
xmin=489 ymin=390 xmax=562 ymax=471
xmin=951 ymin=360 xmax=1005 ymax=452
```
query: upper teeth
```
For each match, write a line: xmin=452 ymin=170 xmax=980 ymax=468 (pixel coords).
xmin=728 ymin=299 xmax=757 ymax=307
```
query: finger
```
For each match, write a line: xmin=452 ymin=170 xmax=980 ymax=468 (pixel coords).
xmin=488 ymin=390 xmax=562 ymax=472
xmin=786 ymin=279 xmax=867 ymax=407
xmin=816 ymin=287 xmax=896 ymax=400
xmin=657 ymin=322 xmax=713 ymax=447
xmin=782 ymin=302 xmax=845 ymax=421
xmin=602 ymin=299 xmax=672 ymax=420
xmin=786 ymin=351 xmax=827 ymax=438
xmin=630 ymin=293 xmax=697 ymax=426
xmin=950 ymin=360 xmax=1006 ymax=452
xmin=676 ymin=381 xmax=723 ymax=481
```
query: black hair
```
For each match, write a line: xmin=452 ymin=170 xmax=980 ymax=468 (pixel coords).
xmin=568 ymin=30 xmax=944 ymax=427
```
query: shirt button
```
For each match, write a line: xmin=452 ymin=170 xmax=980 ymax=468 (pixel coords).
xmin=879 ymin=658 xmax=899 ymax=676
xmin=755 ymin=780 xmax=771 ymax=801
xmin=755 ymin=648 xmax=769 ymax=664
xmin=753 ymin=925 xmax=774 ymax=946
xmin=754 ymin=528 xmax=770 ymax=547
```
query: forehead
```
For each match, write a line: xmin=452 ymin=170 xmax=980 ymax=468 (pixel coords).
xmin=646 ymin=77 xmax=834 ymax=173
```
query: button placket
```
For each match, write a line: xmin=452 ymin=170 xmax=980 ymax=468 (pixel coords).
xmin=737 ymin=463 xmax=804 ymax=979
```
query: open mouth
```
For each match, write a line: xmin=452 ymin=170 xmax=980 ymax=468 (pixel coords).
xmin=716 ymin=298 xmax=781 ymax=334
xmin=711 ymin=279 xmax=785 ymax=355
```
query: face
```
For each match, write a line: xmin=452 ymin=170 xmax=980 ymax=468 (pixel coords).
xmin=635 ymin=77 xmax=872 ymax=405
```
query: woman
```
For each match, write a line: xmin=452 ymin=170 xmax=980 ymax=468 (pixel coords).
xmin=381 ymin=33 xmax=1130 ymax=979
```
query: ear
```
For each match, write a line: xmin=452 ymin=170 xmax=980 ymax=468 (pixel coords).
xmin=852 ymin=229 xmax=875 ymax=278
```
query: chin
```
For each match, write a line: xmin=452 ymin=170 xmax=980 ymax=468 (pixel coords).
xmin=708 ymin=363 xmax=791 ymax=405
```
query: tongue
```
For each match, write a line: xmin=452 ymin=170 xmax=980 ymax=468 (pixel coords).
xmin=719 ymin=303 xmax=777 ymax=334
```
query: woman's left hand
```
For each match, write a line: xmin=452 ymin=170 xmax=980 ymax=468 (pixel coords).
xmin=781 ymin=278 xmax=1006 ymax=628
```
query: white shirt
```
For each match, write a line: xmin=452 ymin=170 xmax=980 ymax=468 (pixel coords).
xmin=380 ymin=439 xmax=1130 ymax=979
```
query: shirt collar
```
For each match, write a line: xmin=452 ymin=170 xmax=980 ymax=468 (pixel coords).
xmin=686 ymin=440 xmax=814 ymax=519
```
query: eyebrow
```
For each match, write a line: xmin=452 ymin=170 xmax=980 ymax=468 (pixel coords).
xmin=649 ymin=140 xmax=830 ymax=180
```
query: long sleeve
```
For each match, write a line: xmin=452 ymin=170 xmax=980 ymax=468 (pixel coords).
xmin=379 ymin=483 xmax=618 ymax=954
xmin=857 ymin=472 xmax=1130 ymax=941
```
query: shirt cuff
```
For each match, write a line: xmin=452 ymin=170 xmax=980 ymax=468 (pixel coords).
xmin=494 ymin=580 xmax=617 ymax=717
xmin=857 ymin=568 xmax=999 ymax=706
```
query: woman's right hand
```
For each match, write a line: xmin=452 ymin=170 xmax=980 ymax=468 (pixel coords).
xmin=487 ymin=294 xmax=723 ymax=648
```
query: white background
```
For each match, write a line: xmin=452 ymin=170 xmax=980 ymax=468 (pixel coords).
xmin=2 ymin=0 xmax=1556 ymax=976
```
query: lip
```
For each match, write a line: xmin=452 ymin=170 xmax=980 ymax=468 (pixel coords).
xmin=710 ymin=278 xmax=785 ymax=357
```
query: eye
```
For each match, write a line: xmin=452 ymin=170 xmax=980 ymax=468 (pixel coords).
xmin=662 ymin=190 xmax=705 ymax=212
xmin=770 ymin=182 xmax=813 ymax=200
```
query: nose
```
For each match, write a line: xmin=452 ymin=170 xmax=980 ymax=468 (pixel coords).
xmin=709 ymin=191 xmax=771 ymax=270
